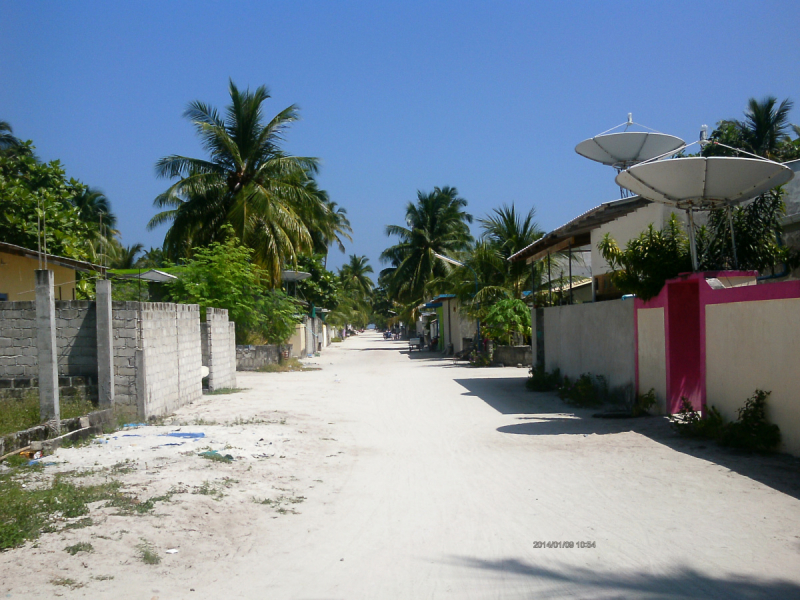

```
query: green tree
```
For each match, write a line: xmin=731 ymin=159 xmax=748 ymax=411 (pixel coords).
xmin=293 ymin=254 xmax=340 ymax=309
xmin=0 ymin=145 xmax=99 ymax=263
xmin=704 ymin=96 xmax=798 ymax=161
xmin=380 ymin=186 xmax=473 ymax=304
xmin=149 ymin=80 xmax=328 ymax=286
xmin=598 ymin=215 xmax=692 ymax=301
xmin=482 ymin=297 xmax=531 ymax=345
xmin=166 ymin=229 xmax=300 ymax=344
xmin=339 ymin=254 xmax=374 ymax=299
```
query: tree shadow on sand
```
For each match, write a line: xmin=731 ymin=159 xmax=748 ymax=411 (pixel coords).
xmin=443 ymin=556 xmax=800 ymax=599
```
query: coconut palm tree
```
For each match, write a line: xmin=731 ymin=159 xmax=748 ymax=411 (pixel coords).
xmin=339 ymin=254 xmax=374 ymax=299
xmin=109 ymin=243 xmax=144 ymax=269
xmin=380 ymin=186 xmax=473 ymax=303
xmin=705 ymin=96 xmax=794 ymax=160
xmin=73 ymin=187 xmax=117 ymax=230
xmin=148 ymin=80 xmax=322 ymax=285
xmin=0 ymin=121 xmax=21 ymax=152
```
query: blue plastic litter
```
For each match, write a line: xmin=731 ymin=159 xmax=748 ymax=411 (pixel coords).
xmin=122 ymin=434 xmax=142 ymax=437
xmin=162 ymin=432 xmax=205 ymax=439
xmin=160 ymin=442 xmax=184 ymax=447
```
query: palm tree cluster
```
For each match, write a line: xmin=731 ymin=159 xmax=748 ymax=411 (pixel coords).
xmin=379 ymin=187 xmax=549 ymax=324
xmin=149 ymin=80 xmax=351 ymax=286
xmin=326 ymin=254 xmax=375 ymax=330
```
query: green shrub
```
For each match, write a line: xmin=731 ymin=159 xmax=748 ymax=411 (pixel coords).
xmin=672 ymin=391 xmax=780 ymax=453
xmin=632 ymin=388 xmax=658 ymax=417
xmin=719 ymin=390 xmax=781 ymax=452
xmin=526 ymin=365 xmax=561 ymax=392
xmin=558 ymin=373 xmax=606 ymax=408
xmin=331 ymin=337 xmax=343 ymax=343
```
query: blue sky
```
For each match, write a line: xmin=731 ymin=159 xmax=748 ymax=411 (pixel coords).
xmin=2 ymin=1 xmax=799 ymax=273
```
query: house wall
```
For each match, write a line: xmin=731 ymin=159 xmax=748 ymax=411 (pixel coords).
xmin=543 ymin=299 xmax=636 ymax=393
xmin=636 ymin=307 xmax=667 ymax=414
xmin=705 ymin=297 xmax=800 ymax=456
xmin=0 ymin=252 xmax=77 ymax=301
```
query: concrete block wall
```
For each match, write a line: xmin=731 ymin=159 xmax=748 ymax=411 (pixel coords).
xmin=111 ymin=301 xmax=140 ymax=410
xmin=139 ymin=302 xmax=202 ymax=418
xmin=201 ymin=308 xmax=235 ymax=391
xmin=236 ymin=344 xmax=281 ymax=370
xmin=0 ymin=300 xmax=98 ymax=380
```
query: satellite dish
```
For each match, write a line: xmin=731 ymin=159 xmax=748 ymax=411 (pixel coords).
xmin=616 ymin=157 xmax=794 ymax=209
xmin=616 ymin=156 xmax=794 ymax=270
xmin=576 ymin=132 xmax=686 ymax=169
xmin=281 ymin=270 xmax=312 ymax=282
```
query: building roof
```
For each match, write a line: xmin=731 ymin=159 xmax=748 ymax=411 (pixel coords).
xmin=508 ymin=196 xmax=651 ymax=263
xmin=0 ymin=241 xmax=106 ymax=274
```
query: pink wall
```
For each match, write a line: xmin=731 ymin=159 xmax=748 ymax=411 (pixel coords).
xmin=635 ymin=272 xmax=800 ymax=414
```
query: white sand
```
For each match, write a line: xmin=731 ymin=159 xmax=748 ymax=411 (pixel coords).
xmin=3 ymin=331 xmax=800 ymax=599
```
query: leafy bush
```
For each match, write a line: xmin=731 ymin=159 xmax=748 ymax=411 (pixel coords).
xmin=672 ymin=391 xmax=780 ymax=452
xmin=719 ymin=390 xmax=781 ymax=452
xmin=526 ymin=365 xmax=561 ymax=392
xmin=558 ymin=373 xmax=606 ymax=408
xmin=166 ymin=227 xmax=301 ymax=344
xmin=482 ymin=298 xmax=531 ymax=345
xmin=632 ymin=388 xmax=658 ymax=417
xmin=331 ymin=337 xmax=343 ymax=343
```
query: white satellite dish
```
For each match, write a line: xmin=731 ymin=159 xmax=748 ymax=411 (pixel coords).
xmin=281 ymin=270 xmax=311 ymax=282
xmin=616 ymin=156 xmax=794 ymax=270
xmin=575 ymin=132 xmax=686 ymax=169
xmin=616 ymin=157 xmax=794 ymax=209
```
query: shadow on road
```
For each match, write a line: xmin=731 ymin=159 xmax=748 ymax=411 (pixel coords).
xmin=445 ymin=556 xmax=800 ymax=599
xmin=455 ymin=376 xmax=800 ymax=502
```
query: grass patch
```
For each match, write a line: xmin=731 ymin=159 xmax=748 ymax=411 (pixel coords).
xmin=206 ymin=387 xmax=244 ymax=395
xmin=257 ymin=358 xmax=320 ymax=373
xmin=199 ymin=450 xmax=234 ymax=463
xmin=64 ymin=541 xmax=93 ymax=555
xmin=0 ymin=391 xmax=96 ymax=437
xmin=331 ymin=337 xmax=343 ymax=343
xmin=136 ymin=540 xmax=161 ymax=565
xmin=0 ymin=465 xmax=174 ymax=550
xmin=92 ymin=575 xmax=115 ymax=581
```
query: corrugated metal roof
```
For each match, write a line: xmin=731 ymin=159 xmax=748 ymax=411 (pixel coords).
xmin=508 ymin=196 xmax=651 ymax=263
xmin=0 ymin=241 xmax=106 ymax=274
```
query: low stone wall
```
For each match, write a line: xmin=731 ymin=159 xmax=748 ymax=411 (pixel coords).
xmin=492 ymin=345 xmax=532 ymax=367
xmin=0 ymin=408 xmax=113 ymax=458
xmin=236 ymin=344 xmax=291 ymax=370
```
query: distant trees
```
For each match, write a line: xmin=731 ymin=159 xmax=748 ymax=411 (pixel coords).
xmin=149 ymin=81 xmax=346 ymax=286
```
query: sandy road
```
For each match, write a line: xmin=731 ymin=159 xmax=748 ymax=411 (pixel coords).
xmin=3 ymin=331 xmax=800 ymax=599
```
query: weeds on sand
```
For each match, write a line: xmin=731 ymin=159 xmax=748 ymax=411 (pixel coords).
xmin=258 ymin=358 xmax=320 ymax=373
xmin=206 ymin=387 xmax=245 ymax=395
xmin=137 ymin=540 xmax=161 ymax=565
xmin=253 ymin=494 xmax=306 ymax=514
xmin=51 ymin=577 xmax=84 ymax=589
xmin=64 ymin=541 xmax=93 ymax=555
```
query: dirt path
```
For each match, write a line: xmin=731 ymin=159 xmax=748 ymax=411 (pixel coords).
xmin=3 ymin=332 xmax=800 ymax=599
